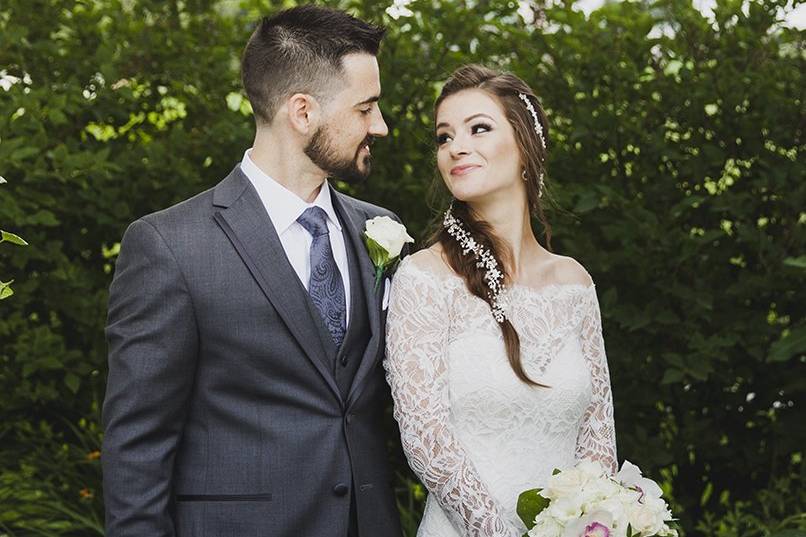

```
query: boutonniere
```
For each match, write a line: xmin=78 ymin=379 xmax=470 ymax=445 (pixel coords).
xmin=363 ymin=216 xmax=414 ymax=290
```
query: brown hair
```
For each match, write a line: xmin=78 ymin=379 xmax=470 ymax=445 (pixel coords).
xmin=241 ymin=6 xmax=386 ymax=124
xmin=431 ymin=64 xmax=553 ymax=386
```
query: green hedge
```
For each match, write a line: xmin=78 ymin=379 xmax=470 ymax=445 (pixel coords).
xmin=0 ymin=0 xmax=803 ymax=535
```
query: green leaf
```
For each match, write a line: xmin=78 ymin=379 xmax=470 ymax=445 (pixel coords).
xmin=0 ymin=280 xmax=14 ymax=300
xmin=65 ymin=373 xmax=81 ymax=394
xmin=363 ymin=234 xmax=391 ymax=267
xmin=28 ymin=209 xmax=60 ymax=226
xmin=767 ymin=530 xmax=806 ymax=537
xmin=1 ymin=230 xmax=28 ymax=246
xmin=11 ymin=146 xmax=39 ymax=161
xmin=575 ymin=191 xmax=600 ymax=213
xmin=661 ymin=368 xmax=684 ymax=384
xmin=516 ymin=488 xmax=549 ymax=529
xmin=783 ymin=256 xmax=806 ymax=269
xmin=768 ymin=326 xmax=806 ymax=363
xmin=226 ymin=92 xmax=244 ymax=112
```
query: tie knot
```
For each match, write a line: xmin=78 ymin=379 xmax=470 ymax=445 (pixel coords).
xmin=297 ymin=206 xmax=330 ymax=237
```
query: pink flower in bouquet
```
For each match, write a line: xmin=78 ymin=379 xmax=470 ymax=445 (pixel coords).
xmin=582 ymin=521 xmax=611 ymax=537
xmin=562 ymin=511 xmax=613 ymax=537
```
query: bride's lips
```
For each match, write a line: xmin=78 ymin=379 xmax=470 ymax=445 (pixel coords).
xmin=450 ymin=164 xmax=480 ymax=176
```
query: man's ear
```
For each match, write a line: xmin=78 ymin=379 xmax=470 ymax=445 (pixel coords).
xmin=286 ymin=93 xmax=320 ymax=135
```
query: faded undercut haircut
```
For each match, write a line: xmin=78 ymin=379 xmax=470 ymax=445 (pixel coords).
xmin=241 ymin=5 xmax=386 ymax=125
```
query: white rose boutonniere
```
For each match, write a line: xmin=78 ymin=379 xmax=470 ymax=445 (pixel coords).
xmin=363 ymin=216 xmax=414 ymax=290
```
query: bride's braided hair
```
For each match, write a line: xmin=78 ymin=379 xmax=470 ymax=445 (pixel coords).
xmin=430 ymin=64 xmax=553 ymax=387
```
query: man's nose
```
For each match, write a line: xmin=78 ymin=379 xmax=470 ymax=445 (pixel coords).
xmin=370 ymin=107 xmax=389 ymax=138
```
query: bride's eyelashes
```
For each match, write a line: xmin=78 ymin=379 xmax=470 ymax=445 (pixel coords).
xmin=470 ymin=122 xmax=492 ymax=134
xmin=435 ymin=123 xmax=493 ymax=146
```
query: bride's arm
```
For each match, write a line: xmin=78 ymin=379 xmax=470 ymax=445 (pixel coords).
xmin=575 ymin=285 xmax=618 ymax=474
xmin=384 ymin=256 xmax=520 ymax=537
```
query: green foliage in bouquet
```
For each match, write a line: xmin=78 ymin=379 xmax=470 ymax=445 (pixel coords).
xmin=518 ymin=488 xmax=550 ymax=532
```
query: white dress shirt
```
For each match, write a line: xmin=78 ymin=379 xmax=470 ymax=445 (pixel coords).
xmin=240 ymin=149 xmax=351 ymax=326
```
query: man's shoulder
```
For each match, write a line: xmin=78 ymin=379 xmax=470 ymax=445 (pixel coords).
xmin=337 ymin=191 xmax=399 ymax=222
xmin=138 ymin=186 xmax=216 ymax=231
xmin=137 ymin=165 xmax=245 ymax=230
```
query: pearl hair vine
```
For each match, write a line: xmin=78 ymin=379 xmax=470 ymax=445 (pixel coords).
xmin=518 ymin=92 xmax=547 ymax=198
xmin=442 ymin=204 xmax=507 ymax=323
xmin=518 ymin=93 xmax=546 ymax=151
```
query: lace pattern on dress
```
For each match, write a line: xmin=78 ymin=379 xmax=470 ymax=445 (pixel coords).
xmin=385 ymin=258 xmax=521 ymax=537
xmin=574 ymin=287 xmax=618 ymax=473
xmin=385 ymin=255 xmax=617 ymax=536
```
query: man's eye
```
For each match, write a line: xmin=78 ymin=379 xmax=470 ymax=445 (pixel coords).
xmin=435 ymin=133 xmax=452 ymax=145
xmin=360 ymin=108 xmax=372 ymax=115
xmin=471 ymin=123 xmax=492 ymax=134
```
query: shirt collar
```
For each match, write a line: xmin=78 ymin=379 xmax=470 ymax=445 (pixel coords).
xmin=240 ymin=149 xmax=342 ymax=235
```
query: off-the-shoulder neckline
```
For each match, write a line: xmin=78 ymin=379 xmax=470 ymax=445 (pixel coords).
xmin=398 ymin=255 xmax=596 ymax=297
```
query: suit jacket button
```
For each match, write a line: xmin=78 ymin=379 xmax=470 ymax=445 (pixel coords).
xmin=346 ymin=414 xmax=354 ymax=425
xmin=333 ymin=483 xmax=349 ymax=496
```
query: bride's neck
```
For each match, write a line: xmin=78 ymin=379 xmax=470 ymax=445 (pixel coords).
xmin=471 ymin=198 xmax=541 ymax=280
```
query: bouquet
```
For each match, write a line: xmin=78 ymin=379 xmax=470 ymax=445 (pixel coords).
xmin=517 ymin=460 xmax=677 ymax=537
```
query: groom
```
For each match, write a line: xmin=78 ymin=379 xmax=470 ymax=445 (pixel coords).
xmin=102 ymin=6 xmax=404 ymax=537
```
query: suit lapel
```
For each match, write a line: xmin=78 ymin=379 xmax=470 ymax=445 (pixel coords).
xmin=329 ymin=188 xmax=384 ymax=408
xmin=212 ymin=167 xmax=342 ymax=404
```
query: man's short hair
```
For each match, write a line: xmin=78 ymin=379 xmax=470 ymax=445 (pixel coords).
xmin=241 ymin=5 xmax=386 ymax=125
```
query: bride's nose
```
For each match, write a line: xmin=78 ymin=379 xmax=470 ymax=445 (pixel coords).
xmin=449 ymin=137 xmax=470 ymax=159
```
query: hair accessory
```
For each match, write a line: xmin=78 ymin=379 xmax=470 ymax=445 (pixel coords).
xmin=518 ymin=93 xmax=547 ymax=153
xmin=523 ymin=170 xmax=545 ymax=197
xmin=442 ymin=204 xmax=507 ymax=323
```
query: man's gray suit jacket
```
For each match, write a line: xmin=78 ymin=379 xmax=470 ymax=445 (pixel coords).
xmin=102 ymin=165 xmax=403 ymax=537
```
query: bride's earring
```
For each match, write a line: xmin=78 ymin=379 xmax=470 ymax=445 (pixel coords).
xmin=522 ymin=169 xmax=527 ymax=182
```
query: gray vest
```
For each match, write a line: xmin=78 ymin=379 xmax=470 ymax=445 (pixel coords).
xmin=334 ymin=227 xmax=371 ymax=399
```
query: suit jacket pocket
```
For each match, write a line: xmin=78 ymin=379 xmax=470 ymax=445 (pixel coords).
xmin=175 ymin=493 xmax=272 ymax=502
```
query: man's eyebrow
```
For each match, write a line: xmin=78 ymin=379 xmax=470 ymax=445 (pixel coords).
xmin=436 ymin=113 xmax=496 ymax=130
xmin=355 ymin=94 xmax=381 ymax=106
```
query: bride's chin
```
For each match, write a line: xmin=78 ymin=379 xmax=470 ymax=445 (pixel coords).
xmin=447 ymin=188 xmax=489 ymax=205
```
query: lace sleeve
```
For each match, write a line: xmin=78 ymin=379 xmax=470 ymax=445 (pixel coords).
xmin=384 ymin=258 xmax=520 ymax=537
xmin=575 ymin=286 xmax=618 ymax=474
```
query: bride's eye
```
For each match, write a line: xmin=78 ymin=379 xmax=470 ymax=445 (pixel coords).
xmin=435 ymin=132 xmax=452 ymax=145
xmin=471 ymin=123 xmax=492 ymax=135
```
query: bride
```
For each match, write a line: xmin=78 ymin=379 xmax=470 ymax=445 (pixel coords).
xmin=384 ymin=65 xmax=618 ymax=537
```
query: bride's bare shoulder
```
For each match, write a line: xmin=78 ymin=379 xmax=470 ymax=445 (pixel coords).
xmin=545 ymin=253 xmax=595 ymax=287
xmin=401 ymin=245 xmax=455 ymax=279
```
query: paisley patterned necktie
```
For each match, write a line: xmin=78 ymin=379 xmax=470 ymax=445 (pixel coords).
xmin=297 ymin=206 xmax=347 ymax=348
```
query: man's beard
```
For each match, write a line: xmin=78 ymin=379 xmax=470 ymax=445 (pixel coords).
xmin=304 ymin=125 xmax=373 ymax=184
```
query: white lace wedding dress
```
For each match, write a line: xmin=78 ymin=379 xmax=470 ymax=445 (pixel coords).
xmin=384 ymin=253 xmax=617 ymax=537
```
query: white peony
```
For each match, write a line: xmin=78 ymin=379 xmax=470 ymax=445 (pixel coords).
xmin=548 ymin=494 xmax=585 ymax=523
xmin=625 ymin=496 xmax=671 ymax=536
xmin=529 ymin=513 xmax=565 ymax=537
xmin=579 ymin=475 xmax=622 ymax=508
xmin=544 ymin=468 xmax=591 ymax=501
xmin=364 ymin=216 xmax=414 ymax=259
xmin=576 ymin=459 xmax=609 ymax=479
xmin=586 ymin=496 xmax=629 ymax=533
